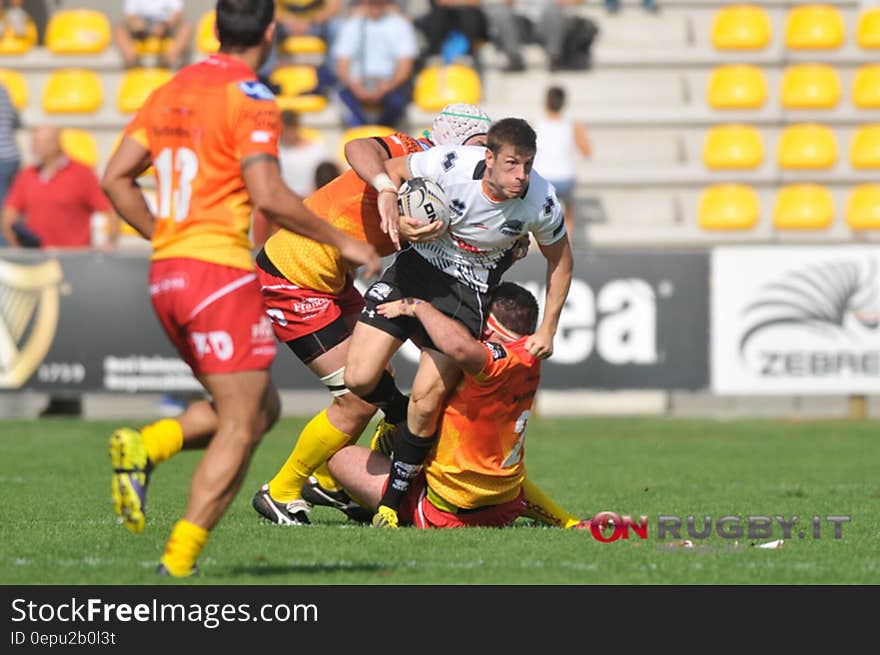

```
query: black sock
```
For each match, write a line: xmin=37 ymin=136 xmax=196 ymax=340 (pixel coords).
xmin=379 ymin=425 xmax=436 ymax=511
xmin=358 ymin=370 xmax=397 ymax=409
xmin=383 ymin=387 xmax=409 ymax=425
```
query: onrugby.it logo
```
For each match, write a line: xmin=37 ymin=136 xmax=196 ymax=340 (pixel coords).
xmin=585 ymin=512 xmax=851 ymax=543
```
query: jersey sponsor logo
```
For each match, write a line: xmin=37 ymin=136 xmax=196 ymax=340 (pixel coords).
xmin=499 ymin=219 xmax=525 ymax=236
xmin=191 ymin=331 xmax=234 ymax=361
xmin=487 ymin=342 xmax=507 ymax=361
xmin=149 ymin=275 xmax=187 ymax=296
xmin=442 ymin=151 xmax=458 ymax=171
xmin=251 ymin=316 xmax=274 ymax=343
xmin=542 ymin=196 xmax=556 ymax=217
xmin=237 ymin=80 xmax=276 ymax=101
xmin=366 ymin=281 xmax=393 ymax=302
xmin=250 ymin=130 xmax=274 ymax=144
xmin=450 ymin=198 xmax=467 ymax=217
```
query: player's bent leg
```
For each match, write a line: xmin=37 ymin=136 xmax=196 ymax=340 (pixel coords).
xmin=109 ymin=427 xmax=152 ymax=534
xmin=327 ymin=445 xmax=390 ymax=512
xmin=343 ymin=322 xmax=404 ymax=398
xmin=159 ymin=369 xmax=269 ymax=577
xmin=521 ymin=477 xmax=582 ymax=529
xmin=407 ymin=348 xmax=463 ymax=436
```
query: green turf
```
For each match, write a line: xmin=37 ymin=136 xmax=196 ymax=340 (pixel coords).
xmin=1 ymin=416 xmax=877 ymax=584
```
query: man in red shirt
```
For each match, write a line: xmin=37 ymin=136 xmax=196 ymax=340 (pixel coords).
xmin=1 ymin=125 xmax=118 ymax=248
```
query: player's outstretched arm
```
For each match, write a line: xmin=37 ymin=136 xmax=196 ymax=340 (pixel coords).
xmin=242 ymin=155 xmax=381 ymax=278
xmin=377 ymin=298 xmax=487 ymax=376
xmin=529 ymin=236 xmax=574 ymax=360
xmin=101 ymin=136 xmax=156 ymax=240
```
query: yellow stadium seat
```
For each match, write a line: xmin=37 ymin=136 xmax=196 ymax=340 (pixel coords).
xmin=414 ymin=63 xmax=482 ymax=112
xmin=135 ymin=36 xmax=172 ymax=56
xmin=698 ymin=184 xmax=760 ymax=230
xmin=197 ymin=11 xmax=219 ymax=54
xmin=0 ymin=15 xmax=37 ymax=54
xmin=853 ymin=65 xmax=880 ymax=109
xmin=857 ymin=8 xmax=880 ymax=49
xmin=706 ymin=65 xmax=768 ymax=110
xmin=276 ymin=94 xmax=328 ymax=113
xmin=271 ymin=65 xmax=318 ymax=97
xmin=281 ymin=35 xmax=327 ymax=56
xmin=46 ymin=9 xmax=111 ymax=55
xmin=0 ymin=68 xmax=27 ymax=109
xmin=710 ymin=5 xmax=772 ymax=50
xmin=850 ymin=126 xmax=880 ymax=169
xmin=60 ymin=129 xmax=98 ymax=168
xmin=773 ymin=185 xmax=834 ymax=229
xmin=785 ymin=5 xmax=845 ymax=50
xmin=117 ymin=68 xmax=173 ymax=113
xmin=781 ymin=64 xmax=841 ymax=109
xmin=777 ymin=124 xmax=838 ymax=169
xmin=846 ymin=185 xmax=880 ymax=229
xmin=703 ymin=125 xmax=764 ymax=170
xmin=42 ymin=69 xmax=103 ymax=114
xmin=337 ymin=125 xmax=397 ymax=167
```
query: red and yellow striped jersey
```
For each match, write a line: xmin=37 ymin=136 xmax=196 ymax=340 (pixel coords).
xmin=263 ymin=132 xmax=429 ymax=294
xmin=125 ymin=54 xmax=282 ymax=271
xmin=426 ymin=337 xmax=542 ymax=509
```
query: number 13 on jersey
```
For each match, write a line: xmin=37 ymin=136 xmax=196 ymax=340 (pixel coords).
xmin=154 ymin=147 xmax=199 ymax=222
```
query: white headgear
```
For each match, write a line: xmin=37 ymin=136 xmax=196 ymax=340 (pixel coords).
xmin=430 ymin=103 xmax=491 ymax=146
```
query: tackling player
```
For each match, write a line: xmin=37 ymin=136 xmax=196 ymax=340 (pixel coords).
xmin=343 ymin=118 xmax=574 ymax=527
xmin=100 ymin=0 xmax=380 ymax=577
xmin=328 ymin=283 xmax=583 ymax=528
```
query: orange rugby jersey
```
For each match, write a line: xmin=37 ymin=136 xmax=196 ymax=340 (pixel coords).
xmin=125 ymin=53 xmax=282 ymax=271
xmin=263 ymin=132 xmax=430 ymax=294
xmin=426 ymin=337 xmax=542 ymax=510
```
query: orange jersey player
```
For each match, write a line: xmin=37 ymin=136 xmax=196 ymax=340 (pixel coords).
xmin=328 ymin=282 xmax=583 ymax=529
xmin=249 ymin=105 xmax=497 ymax=526
xmin=100 ymin=0 xmax=379 ymax=578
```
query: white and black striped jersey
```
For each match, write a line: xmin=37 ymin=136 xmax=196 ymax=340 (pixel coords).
xmin=406 ymin=144 xmax=566 ymax=293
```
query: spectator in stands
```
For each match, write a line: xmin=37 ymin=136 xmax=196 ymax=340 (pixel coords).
xmin=113 ymin=0 xmax=193 ymax=69
xmin=314 ymin=160 xmax=341 ymax=189
xmin=0 ymin=0 xmax=28 ymax=38
xmin=604 ymin=0 xmax=658 ymax=13
xmin=485 ymin=0 xmax=597 ymax=72
xmin=278 ymin=109 xmax=329 ymax=198
xmin=1 ymin=125 xmax=118 ymax=249
xmin=416 ymin=1 xmax=488 ymax=68
xmin=0 ymin=84 xmax=20 ymax=246
xmin=533 ymin=86 xmax=590 ymax=244
xmin=333 ymin=0 xmax=418 ymax=128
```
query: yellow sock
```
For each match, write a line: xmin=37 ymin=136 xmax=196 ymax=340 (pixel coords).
xmin=268 ymin=409 xmax=352 ymax=502
xmin=160 ymin=519 xmax=208 ymax=577
xmin=141 ymin=419 xmax=183 ymax=465
xmin=313 ymin=463 xmax=341 ymax=493
xmin=521 ymin=477 xmax=581 ymax=529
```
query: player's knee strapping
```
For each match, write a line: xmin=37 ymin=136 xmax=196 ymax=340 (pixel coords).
xmin=320 ymin=367 xmax=350 ymax=397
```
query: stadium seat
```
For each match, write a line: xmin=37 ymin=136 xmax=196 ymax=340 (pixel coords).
xmin=785 ymin=5 xmax=845 ymax=50
xmin=271 ymin=65 xmax=319 ymax=97
xmin=706 ymin=65 xmax=768 ymax=110
xmin=856 ymin=8 xmax=880 ymax=49
xmin=117 ymin=68 xmax=173 ymax=113
xmin=0 ymin=15 xmax=37 ymax=54
xmin=135 ymin=36 xmax=172 ymax=57
xmin=0 ymin=68 xmax=27 ymax=109
xmin=45 ymin=9 xmax=111 ymax=54
xmin=281 ymin=35 xmax=327 ymax=56
xmin=846 ymin=185 xmax=880 ymax=229
xmin=781 ymin=64 xmax=841 ymax=110
xmin=698 ymin=184 xmax=760 ymax=230
xmin=60 ymin=129 xmax=98 ymax=168
xmin=850 ymin=126 xmax=880 ymax=169
xmin=853 ymin=65 xmax=880 ymax=109
xmin=773 ymin=185 xmax=834 ymax=229
xmin=414 ymin=63 xmax=482 ymax=112
xmin=703 ymin=125 xmax=764 ymax=169
xmin=197 ymin=11 xmax=219 ymax=54
xmin=276 ymin=94 xmax=328 ymax=113
xmin=710 ymin=5 xmax=772 ymax=50
xmin=42 ymin=69 xmax=104 ymax=114
xmin=777 ymin=124 xmax=838 ymax=169
xmin=337 ymin=125 xmax=396 ymax=167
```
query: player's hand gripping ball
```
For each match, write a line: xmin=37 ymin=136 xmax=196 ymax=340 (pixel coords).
xmin=397 ymin=177 xmax=451 ymax=230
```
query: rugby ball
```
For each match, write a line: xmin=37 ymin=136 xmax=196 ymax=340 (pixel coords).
xmin=397 ymin=177 xmax=451 ymax=230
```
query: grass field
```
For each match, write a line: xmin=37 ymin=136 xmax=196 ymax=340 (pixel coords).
xmin=1 ymin=415 xmax=877 ymax=585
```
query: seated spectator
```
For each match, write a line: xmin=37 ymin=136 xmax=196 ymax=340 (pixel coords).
xmin=278 ymin=109 xmax=329 ymax=197
xmin=113 ymin=0 xmax=193 ymax=69
xmin=1 ymin=125 xmax=118 ymax=249
xmin=333 ymin=0 xmax=418 ymax=128
xmin=485 ymin=0 xmax=597 ymax=72
xmin=0 ymin=0 xmax=28 ymax=37
xmin=605 ymin=0 xmax=658 ymax=13
xmin=533 ymin=86 xmax=591 ymax=243
xmin=417 ymin=1 xmax=488 ymax=68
